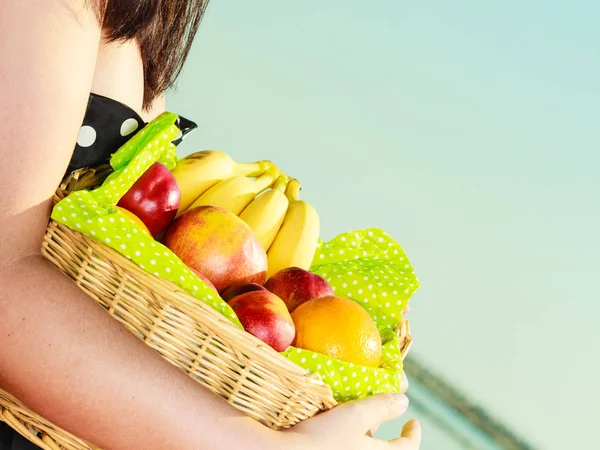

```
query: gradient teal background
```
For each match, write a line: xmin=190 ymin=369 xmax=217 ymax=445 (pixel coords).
xmin=168 ymin=1 xmax=599 ymax=448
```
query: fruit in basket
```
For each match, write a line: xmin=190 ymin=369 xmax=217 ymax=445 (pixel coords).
xmin=117 ymin=162 xmax=181 ymax=236
xmin=266 ymin=179 xmax=320 ymax=277
xmin=172 ymin=150 xmax=273 ymax=216
xmin=221 ymin=282 xmax=267 ymax=302
xmin=239 ymin=175 xmax=290 ymax=251
xmin=291 ymin=296 xmax=382 ymax=367
xmin=163 ymin=205 xmax=268 ymax=293
xmin=264 ymin=267 xmax=333 ymax=312
xmin=188 ymin=166 xmax=279 ymax=216
xmin=114 ymin=206 xmax=152 ymax=237
xmin=228 ymin=291 xmax=295 ymax=352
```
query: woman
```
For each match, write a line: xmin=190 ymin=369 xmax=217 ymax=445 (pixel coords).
xmin=0 ymin=1 xmax=421 ymax=449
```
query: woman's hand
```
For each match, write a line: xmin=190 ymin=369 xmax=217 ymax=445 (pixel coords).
xmin=275 ymin=369 xmax=420 ymax=449
xmin=279 ymin=392 xmax=420 ymax=449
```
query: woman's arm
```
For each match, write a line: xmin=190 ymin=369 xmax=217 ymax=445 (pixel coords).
xmin=0 ymin=2 xmax=274 ymax=449
xmin=0 ymin=256 xmax=275 ymax=449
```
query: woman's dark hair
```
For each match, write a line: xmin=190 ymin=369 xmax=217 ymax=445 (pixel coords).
xmin=91 ymin=0 xmax=208 ymax=109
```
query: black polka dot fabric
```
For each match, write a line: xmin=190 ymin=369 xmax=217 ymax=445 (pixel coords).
xmin=67 ymin=93 xmax=197 ymax=173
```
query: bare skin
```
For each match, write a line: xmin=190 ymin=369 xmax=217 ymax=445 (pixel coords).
xmin=0 ymin=1 xmax=420 ymax=448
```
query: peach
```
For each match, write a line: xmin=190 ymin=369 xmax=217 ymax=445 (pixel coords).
xmin=163 ymin=206 xmax=267 ymax=293
xmin=264 ymin=267 xmax=333 ymax=312
xmin=221 ymin=283 xmax=267 ymax=302
xmin=228 ymin=291 xmax=295 ymax=352
xmin=114 ymin=206 xmax=152 ymax=237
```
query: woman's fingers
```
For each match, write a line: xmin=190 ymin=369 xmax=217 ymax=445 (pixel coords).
xmin=367 ymin=372 xmax=409 ymax=436
xmin=401 ymin=420 xmax=421 ymax=441
xmin=391 ymin=420 xmax=422 ymax=449
xmin=369 ymin=372 xmax=408 ymax=436
xmin=400 ymin=372 xmax=409 ymax=394
xmin=333 ymin=394 xmax=410 ymax=433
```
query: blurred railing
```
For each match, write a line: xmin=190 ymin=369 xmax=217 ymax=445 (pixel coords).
xmin=376 ymin=356 xmax=538 ymax=449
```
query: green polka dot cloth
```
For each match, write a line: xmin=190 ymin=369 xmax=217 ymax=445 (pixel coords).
xmin=51 ymin=112 xmax=242 ymax=327
xmin=51 ymin=112 xmax=420 ymax=402
xmin=312 ymin=229 xmax=418 ymax=331
xmin=283 ymin=228 xmax=419 ymax=401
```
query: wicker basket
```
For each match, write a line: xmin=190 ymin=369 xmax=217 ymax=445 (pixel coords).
xmin=0 ymin=167 xmax=413 ymax=449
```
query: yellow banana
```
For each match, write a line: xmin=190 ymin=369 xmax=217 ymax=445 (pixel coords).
xmin=172 ymin=151 xmax=271 ymax=217
xmin=171 ymin=151 xmax=235 ymax=215
xmin=266 ymin=178 xmax=320 ymax=278
xmin=239 ymin=175 xmax=290 ymax=251
xmin=188 ymin=165 xmax=280 ymax=216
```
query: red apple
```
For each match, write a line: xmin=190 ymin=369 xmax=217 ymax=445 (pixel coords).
xmin=117 ymin=162 xmax=180 ymax=236
xmin=228 ymin=291 xmax=295 ymax=352
xmin=221 ymin=283 xmax=267 ymax=302
xmin=264 ymin=267 xmax=334 ymax=312
xmin=163 ymin=206 xmax=267 ymax=293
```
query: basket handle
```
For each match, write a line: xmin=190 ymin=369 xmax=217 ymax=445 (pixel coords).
xmin=54 ymin=165 xmax=114 ymax=205
xmin=394 ymin=317 xmax=413 ymax=361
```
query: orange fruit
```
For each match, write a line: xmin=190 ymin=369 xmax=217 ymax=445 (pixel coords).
xmin=291 ymin=295 xmax=382 ymax=367
xmin=114 ymin=206 xmax=152 ymax=237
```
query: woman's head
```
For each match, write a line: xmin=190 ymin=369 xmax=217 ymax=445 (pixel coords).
xmin=90 ymin=0 xmax=208 ymax=109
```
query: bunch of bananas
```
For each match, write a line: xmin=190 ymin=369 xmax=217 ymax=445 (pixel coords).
xmin=171 ymin=151 xmax=320 ymax=278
